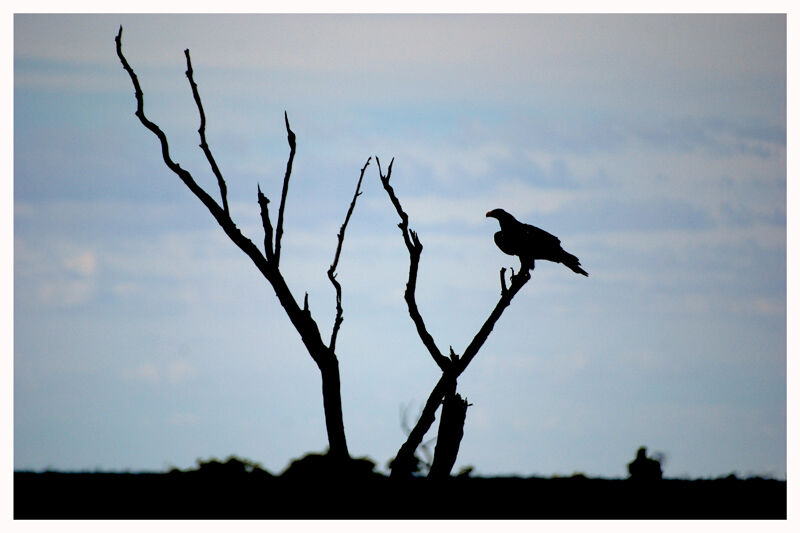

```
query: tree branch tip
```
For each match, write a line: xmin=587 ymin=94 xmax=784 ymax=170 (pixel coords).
xmin=283 ymin=110 xmax=293 ymax=125
xmin=449 ymin=347 xmax=460 ymax=363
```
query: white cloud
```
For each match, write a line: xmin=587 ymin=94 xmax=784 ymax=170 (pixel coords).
xmin=586 ymin=223 xmax=785 ymax=256
xmin=169 ymin=412 xmax=200 ymax=426
xmin=37 ymin=279 xmax=94 ymax=307
xmin=63 ymin=250 xmax=97 ymax=277
xmin=403 ymin=140 xmax=512 ymax=183
xmin=14 ymin=69 xmax=123 ymax=93
xmin=16 ymin=238 xmax=99 ymax=307
xmin=15 ymin=14 xmax=785 ymax=126
xmin=365 ymin=181 xmax=584 ymax=228
xmin=121 ymin=362 xmax=159 ymax=385
xmin=165 ymin=359 xmax=197 ymax=385
xmin=16 ymin=15 xmax=784 ymax=81
xmin=123 ymin=359 xmax=197 ymax=386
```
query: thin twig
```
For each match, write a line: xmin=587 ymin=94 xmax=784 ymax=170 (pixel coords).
xmin=454 ymin=268 xmax=530 ymax=374
xmin=328 ymin=157 xmax=371 ymax=352
xmin=115 ymin=27 xmax=225 ymax=224
xmin=274 ymin=111 xmax=296 ymax=266
xmin=257 ymin=184 xmax=274 ymax=261
xmin=184 ymin=49 xmax=229 ymax=216
xmin=377 ymin=157 xmax=449 ymax=372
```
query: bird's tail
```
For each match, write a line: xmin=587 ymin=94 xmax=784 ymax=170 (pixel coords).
xmin=561 ymin=250 xmax=588 ymax=277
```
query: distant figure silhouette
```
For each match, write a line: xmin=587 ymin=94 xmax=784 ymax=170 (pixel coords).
xmin=627 ymin=446 xmax=662 ymax=481
xmin=486 ymin=209 xmax=588 ymax=276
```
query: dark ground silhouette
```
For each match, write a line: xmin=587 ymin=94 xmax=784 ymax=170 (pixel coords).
xmin=14 ymin=453 xmax=786 ymax=519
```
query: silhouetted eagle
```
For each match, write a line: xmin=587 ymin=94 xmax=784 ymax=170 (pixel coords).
xmin=486 ymin=208 xmax=588 ymax=276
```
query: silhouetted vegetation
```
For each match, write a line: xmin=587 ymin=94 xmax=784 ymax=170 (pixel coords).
xmin=180 ymin=455 xmax=273 ymax=477
xmin=628 ymin=446 xmax=663 ymax=482
xmin=14 ymin=454 xmax=786 ymax=519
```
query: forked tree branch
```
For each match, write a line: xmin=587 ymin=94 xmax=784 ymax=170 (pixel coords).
xmin=185 ymin=49 xmax=229 ymax=216
xmin=378 ymin=156 xmax=531 ymax=477
xmin=115 ymin=27 xmax=226 ymax=225
xmin=328 ymin=157 xmax=371 ymax=352
xmin=116 ymin=26 xmax=317 ymax=358
xmin=376 ymin=157 xmax=450 ymax=372
xmin=116 ymin=26 xmax=352 ymax=458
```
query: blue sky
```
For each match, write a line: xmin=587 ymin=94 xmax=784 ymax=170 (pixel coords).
xmin=13 ymin=13 xmax=786 ymax=478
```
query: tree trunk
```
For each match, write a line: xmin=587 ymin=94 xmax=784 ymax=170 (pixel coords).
xmin=319 ymin=357 xmax=349 ymax=460
xmin=428 ymin=391 xmax=469 ymax=478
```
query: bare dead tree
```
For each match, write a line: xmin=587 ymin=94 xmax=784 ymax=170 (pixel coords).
xmin=116 ymin=26 xmax=371 ymax=462
xmin=377 ymin=157 xmax=532 ymax=478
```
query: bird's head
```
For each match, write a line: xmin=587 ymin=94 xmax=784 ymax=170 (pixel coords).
xmin=486 ymin=208 xmax=515 ymax=224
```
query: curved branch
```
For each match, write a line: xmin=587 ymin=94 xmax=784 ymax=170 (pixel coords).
xmin=115 ymin=27 xmax=225 ymax=224
xmin=328 ymin=157 xmax=371 ymax=352
xmin=377 ymin=156 xmax=532 ymax=477
xmin=116 ymin=27 xmax=334 ymax=367
xmin=376 ymin=156 xmax=449 ymax=372
xmin=184 ymin=49 xmax=229 ymax=216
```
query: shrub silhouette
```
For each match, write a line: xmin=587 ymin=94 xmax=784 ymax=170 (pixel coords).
xmin=627 ymin=446 xmax=663 ymax=481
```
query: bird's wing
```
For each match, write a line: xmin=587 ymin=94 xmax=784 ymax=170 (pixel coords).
xmin=522 ymin=223 xmax=561 ymax=248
